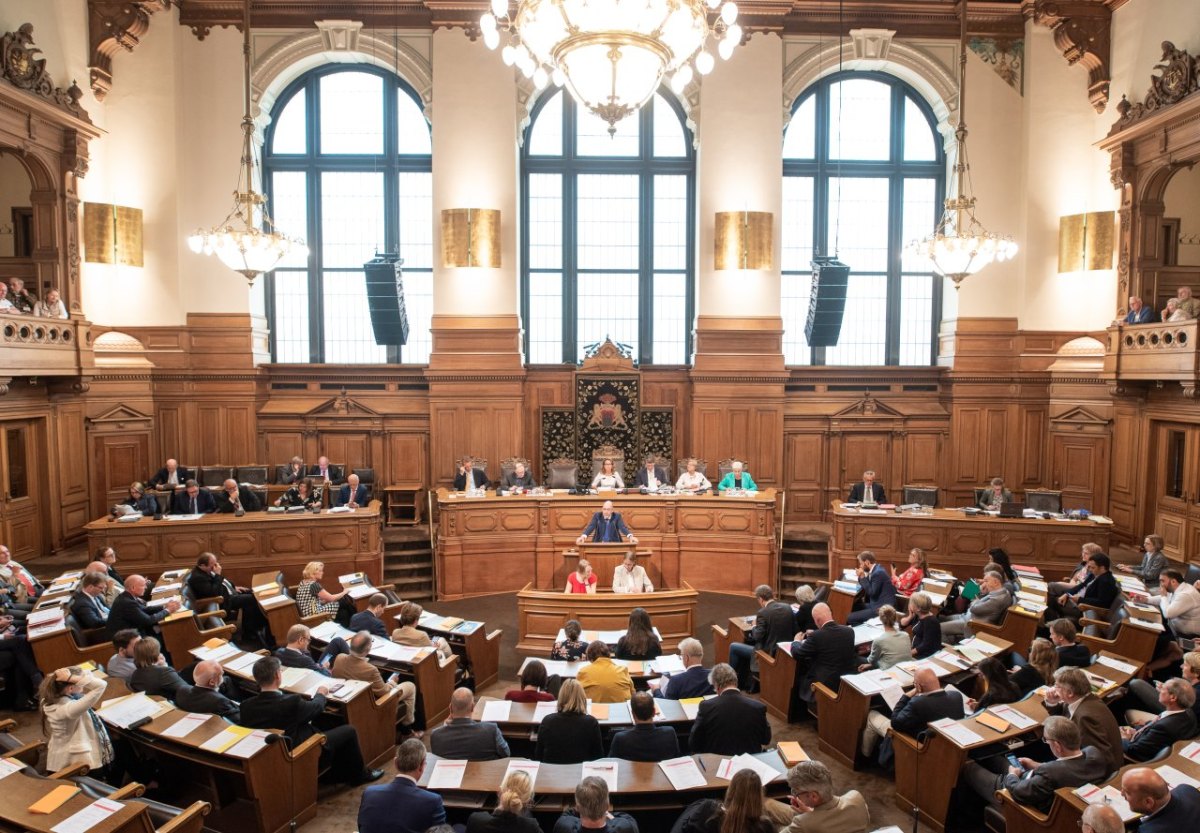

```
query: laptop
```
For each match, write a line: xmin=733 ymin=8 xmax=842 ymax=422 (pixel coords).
xmin=999 ymin=501 xmax=1026 ymax=518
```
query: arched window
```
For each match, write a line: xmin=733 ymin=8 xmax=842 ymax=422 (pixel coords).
xmin=781 ymin=72 xmax=945 ymax=366
xmin=261 ymin=66 xmax=433 ymax=363
xmin=521 ymin=90 xmax=695 ymax=365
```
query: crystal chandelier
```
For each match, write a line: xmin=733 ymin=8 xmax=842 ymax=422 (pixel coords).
xmin=905 ymin=1 xmax=1016 ymax=288
xmin=481 ymin=0 xmax=742 ymax=135
xmin=187 ymin=0 xmax=308 ymax=284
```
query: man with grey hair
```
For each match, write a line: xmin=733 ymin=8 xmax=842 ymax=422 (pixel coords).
xmin=1120 ymin=677 xmax=1198 ymax=761
xmin=552 ymin=775 xmax=639 ymax=832
xmin=940 ymin=570 xmax=1012 ymax=639
xmin=429 ymin=687 xmax=509 ymax=761
xmin=652 ymin=636 xmax=713 ymax=699
xmin=357 ymin=738 xmax=445 ymax=833
xmin=1080 ymin=804 xmax=1124 ymax=833
xmin=961 ymin=716 xmax=1107 ymax=812
xmin=1044 ymin=666 xmax=1123 ymax=775
xmin=332 ymin=632 xmax=419 ymax=736
xmin=688 ymin=662 xmax=770 ymax=755
xmin=775 ymin=760 xmax=869 ymax=833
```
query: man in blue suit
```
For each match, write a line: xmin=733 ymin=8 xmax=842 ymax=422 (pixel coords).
xmin=357 ymin=738 xmax=445 ymax=833
xmin=847 ymin=550 xmax=897 ymax=625
xmin=1124 ymin=295 xmax=1154 ymax=324
xmin=336 ymin=474 xmax=370 ymax=508
xmin=576 ymin=500 xmax=638 ymax=545
xmin=170 ymin=480 xmax=216 ymax=514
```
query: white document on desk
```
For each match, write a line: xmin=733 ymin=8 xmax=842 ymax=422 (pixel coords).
xmin=715 ymin=753 xmax=780 ymax=784
xmin=97 ymin=693 xmax=161 ymax=728
xmin=1157 ymin=765 xmax=1200 ymax=790
xmin=881 ymin=685 xmax=905 ymax=710
xmin=224 ymin=652 xmax=261 ymax=674
xmin=651 ymin=654 xmax=685 ymax=674
xmin=504 ymin=760 xmax=540 ymax=785
xmin=226 ymin=730 xmax=272 ymax=759
xmin=680 ymin=700 xmax=701 ymax=720
xmin=50 ymin=797 xmax=123 ymax=833
xmin=1182 ymin=741 xmax=1200 ymax=762
xmin=0 ymin=757 xmax=23 ymax=780
xmin=843 ymin=673 xmax=885 ymax=695
xmin=160 ymin=712 xmax=209 ymax=739
xmin=582 ymin=760 xmax=619 ymax=791
xmin=533 ymin=701 xmax=557 ymax=723
xmin=481 ymin=700 xmax=512 ymax=722
xmin=932 ymin=718 xmax=983 ymax=746
xmin=989 ymin=705 xmax=1037 ymax=730
xmin=1095 ymin=655 xmax=1137 ymax=675
xmin=427 ymin=759 xmax=467 ymax=789
xmin=659 ymin=756 xmax=707 ymax=790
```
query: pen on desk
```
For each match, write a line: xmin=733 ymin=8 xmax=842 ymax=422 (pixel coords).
xmin=697 ymin=759 xmax=706 ymax=772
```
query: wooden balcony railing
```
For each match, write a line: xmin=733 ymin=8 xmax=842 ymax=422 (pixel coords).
xmin=1104 ymin=321 xmax=1200 ymax=394
xmin=0 ymin=312 xmax=94 ymax=390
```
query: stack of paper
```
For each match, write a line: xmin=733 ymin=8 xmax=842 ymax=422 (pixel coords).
xmin=931 ymin=717 xmax=983 ymax=745
xmin=224 ymin=652 xmax=261 ymax=674
xmin=659 ymin=756 xmax=707 ymax=789
xmin=97 ymin=693 xmax=163 ymax=728
xmin=532 ymin=701 xmax=557 ymax=723
xmin=989 ymin=705 xmax=1037 ymax=730
xmin=1095 ymin=655 xmax=1136 ymax=675
xmin=503 ymin=760 xmax=540 ymax=784
xmin=0 ymin=757 xmax=24 ymax=780
xmin=715 ymin=753 xmax=781 ymax=783
xmin=199 ymin=726 xmax=254 ymax=754
xmin=227 ymin=730 xmax=272 ymax=759
xmin=581 ymin=760 xmax=619 ymax=790
xmin=1073 ymin=785 xmax=1138 ymax=821
xmin=427 ymin=760 xmax=467 ymax=788
xmin=1180 ymin=741 xmax=1200 ymax=762
xmin=651 ymin=654 xmax=685 ymax=674
xmin=48 ymin=797 xmax=123 ymax=833
xmin=160 ymin=713 xmax=209 ymax=739
xmin=1156 ymin=765 xmax=1200 ymax=790
xmin=481 ymin=700 xmax=512 ymax=722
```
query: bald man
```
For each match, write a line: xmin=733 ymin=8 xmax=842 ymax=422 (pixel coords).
xmin=149 ymin=458 xmax=190 ymax=490
xmin=175 ymin=660 xmax=240 ymax=722
xmin=337 ymin=474 xmax=369 ymax=509
xmin=106 ymin=574 xmax=180 ymax=638
xmin=788 ymin=602 xmax=856 ymax=712
xmin=85 ymin=560 xmax=120 ymax=607
xmin=215 ymin=478 xmax=261 ymax=514
xmin=1080 ymin=803 xmax=1123 ymax=833
xmin=1121 ymin=767 xmax=1200 ymax=833
xmin=429 ymin=688 xmax=509 ymax=761
xmin=862 ymin=666 xmax=964 ymax=757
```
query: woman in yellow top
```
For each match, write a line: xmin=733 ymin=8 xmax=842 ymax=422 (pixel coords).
xmin=575 ymin=640 xmax=634 ymax=702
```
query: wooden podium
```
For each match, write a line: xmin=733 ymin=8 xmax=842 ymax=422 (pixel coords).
xmin=565 ymin=543 xmax=654 ymax=590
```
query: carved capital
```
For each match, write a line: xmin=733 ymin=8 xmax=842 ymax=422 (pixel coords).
xmin=1027 ymin=0 xmax=1112 ymax=112
xmin=1182 ymin=383 xmax=1200 ymax=400
xmin=88 ymin=1 xmax=170 ymax=101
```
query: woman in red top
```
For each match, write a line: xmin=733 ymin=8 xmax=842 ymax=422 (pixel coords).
xmin=504 ymin=659 xmax=555 ymax=702
xmin=891 ymin=547 xmax=927 ymax=595
xmin=564 ymin=559 xmax=597 ymax=594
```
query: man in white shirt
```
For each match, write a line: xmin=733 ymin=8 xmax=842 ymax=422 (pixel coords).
xmin=1158 ymin=569 xmax=1200 ymax=637
xmin=612 ymin=551 xmax=653 ymax=594
xmin=0 ymin=282 xmax=13 ymax=311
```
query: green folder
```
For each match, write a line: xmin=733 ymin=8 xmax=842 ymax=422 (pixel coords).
xmin=961 ymin=578 xmax=981 ymax=601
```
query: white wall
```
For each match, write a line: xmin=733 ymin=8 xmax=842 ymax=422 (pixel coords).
xmin=1163 ymin=164 xmax=1200 ymax=267
xmin=0 ymin=154 xmax=32 ymax=258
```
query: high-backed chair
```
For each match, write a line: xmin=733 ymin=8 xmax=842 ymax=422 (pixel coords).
xmin=591 ymin=444 xmax=625 ymax=479
xmin=352 ymin=467 xmax=375 ymax=488
xmin=717 ymin=458 xmax=749 ymax=480
xmin=545 ymin=458 xmax=579 ymax=489
xmin=153 ymin=492 xmax=171 ymax=515
xmin=236 ymin=465 xmax=269 ymax=485
xmin=1025 ymin=489 xmax=1063 ymax=513
xmin=199 ymin=466 xmax=234 ymax=488
xmin=499 ymin=457 xmax=530 ymax=485
xmin=676 ymin=458 xmax=710 ymax=480
xmin=902 ymin=485 xmax=938 ymax=507
xmin=461 ymin=457 xmax=489 ymax=486
xmin=275 ymin=463 xmax=302 ymax=484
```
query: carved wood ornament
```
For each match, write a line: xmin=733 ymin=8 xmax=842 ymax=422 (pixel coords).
xmin=87 ymin=0 xmax=171 ymax=100
xmin=1025 ymin=0 xmax=1114 ymax=113
xmin=1 ymin=24 xmax=87 ymax=116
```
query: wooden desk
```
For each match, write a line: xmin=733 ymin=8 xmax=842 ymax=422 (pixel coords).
xmin=415 ymin=612 xmax=502 ymax=691
xmin=829 ymin=502 xmax=1111 ymax=581
xmin=0 ymin=769 xmax=157 ymax=833
xmin=565 ymin=544 xmax=656 ymax=591
xmin=470 ymin=696 xmax=695 ymax=744
xmin=85 ymin=503 xmax=384 ymax=589
xmin=516 ymin=583 xmax=699 ymax=655
xmin=517 ymin=656 xmax=662 ymax=686
xmin=435 ymin=490 xmax=777 ymax=599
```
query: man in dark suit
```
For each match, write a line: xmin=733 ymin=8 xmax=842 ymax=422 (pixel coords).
xmin=357 ymin=739 xmax=446 ymax=833
xmin=576 ymin=500 xmax=638 ymax=545
xmin=688 ymin=663 xmax=771 ymax=755
xmin=214 ymin=479 xmax=261 ymax=514
xmin=1121 ymin=677 xmax=1198 ymax=761
xmin=847 ymin=469 xmax=886 ymax=504
xmin=275 ymin=624 xmax=339 ymax=676
xmin=70 ymin=571 xmax=113 ymax=630
xmin=336 ymin=474 xmax=370 ymax=508
xmin=1122 ymin=768 xmax=1200 ymax=833
xmin=500 ymin=461 xmax=537 ymax=492
xmin=173 ymin=660 xmax=240 ymax=722
xmin=1045 ymin=667 xmax=1124 ymax=775
xmin=107 ymin=574 xmax=181 ymax=638
xmin=789 ymin=602 xmax=857 ymax=710
xmin=429 ymin=688 xmax=510 ymax=761
xmin=847 ymin=550 xmax=898 ymax=625
xmin=348 ymin=594 xmax=390 ymax=638
xmin=608 ymin=692 xmax=680 ymax=762
xmin=633 ymin=457 xmax=669 ymax=491
xmin=452 ymin=458 xmax=488 ymax=490
xmin=653 ymin=637 xmax=714 ymax=700
xmin=730 ymin=584 xmax=797 ymax=691
xmin=148 ymin=459 xmax=191 ymax=490
xmin=1049 ymin=618 xmax=1092 ymax=667
xmin=170 ymin=480 xmax=216 ymax=515
xmin=1052 ymin=552 xmax=1120 ymax=623
xmin=308 ymin=455 xmax=343 ymax=484
xmin=862 ymin=666 xmax=965 ymax=757
xmin=962 ymin=717 xmax=1107 ymax=813
xmin=185 ymin=553 xmax=265 ymax=639
xmin=241 ymin=656 xmax=382 ymax=785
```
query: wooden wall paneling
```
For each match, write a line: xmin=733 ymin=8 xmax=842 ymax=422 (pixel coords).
xmin=950 ymin=407 xmax=983 ymax=484
xmin=54 ymin=403 xmax=91 ymax=540
xmin=388 ymin=432 xmax=429 ymax=486
xmin=1108 ymin=402 xmax=1144 ymax=538
xmin=89 ymin=431 xmax=151 ymax=519
xmin=784 ymin=431 xmax=825 ymax=518
xmin=1016 ymin=407 xmax=1048 ymax=488
xmin=838 ymin=432 xmax=892 ymax=496
xmin=222 ymin=404 xmax=256 ymax=462
xmin=903 ymin=432 xmax=942 ymax=486
xmin=1051 ymin=434 xmax=1110 ymax=513
xmin=197 ymin=404 xmax=224 ymax=462
xmin=983 ymin=407 xmax=1009 ymax=479
xmin=320 ymin=432 xmax=371 ymax=473
xmin=156 ymin=405 xmax=184 ymax=463
xmin=264 ymin=431 xmax=305 ymax=467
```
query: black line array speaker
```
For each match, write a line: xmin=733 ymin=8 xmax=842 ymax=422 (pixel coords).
xmin=805 ymin=257 xmax=850 ymax=347
xmin=363 ymin=254 xmax=409 ymax=346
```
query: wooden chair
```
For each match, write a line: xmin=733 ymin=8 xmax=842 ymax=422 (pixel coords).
xmin=0 ymin=718 xmax=45 ymax=765
xmin=1077 ymin=614 xmax=1158 ymax=669
xmin=676 ymin=458 xmax=710 ymax=479
xmin=499 ymin=457 xmax=530 ymax=485
xmin=235 ymin=465 xmax=270 ymax=486
xmin=545 ymin=458 xmax=579 ymax=489
xmin=996 ymin=786 xmax=1081 ymax=833
xmin=591 ymin=444 xmax=625 ymax=480
xmin=902 ymin=485 xmax=939 ymax=507
xmin=159 ymin=611 xmax=235 ymax=664
xmin=717 ymin=458 xmax=749 ymax=480
xmin=967 ymin=606 xmax=1040 ymax=653
xmin=198 ymin=466 xmax=234 ymax=488
xmin=1025 ymin=489 xmax=1063 ymax=513
xmin=29 ymin=615 xmax=112 ymax=673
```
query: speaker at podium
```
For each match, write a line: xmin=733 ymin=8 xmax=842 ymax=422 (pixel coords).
xmin=363 ymin=253 xmax=410 ymax=346
xmin=805 ymin=256 xmax=850 ymax=347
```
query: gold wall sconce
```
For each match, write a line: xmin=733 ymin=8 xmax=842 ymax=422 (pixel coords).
xmin=441 ymin=208 xmax=501 ymax=268
xmin=1058 ymin=211 xmax=1115 ymax=273
xmin=714 ymin=210 xmax=773 ymax=270
xmin=83 ymin=202 xmax=144 ymax=267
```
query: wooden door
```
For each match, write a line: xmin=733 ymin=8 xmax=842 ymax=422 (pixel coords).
xmin=1152 ymin=422 xmax=1200 ymax=559
xmin=1050 ymin=433 xmax=1109 ymax=515
xmin=0 ymin=421 xmax=43 ymax=560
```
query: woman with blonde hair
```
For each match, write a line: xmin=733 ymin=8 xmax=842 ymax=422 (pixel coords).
xmin=40 ymin=667 xmax=115 ymax=780
xmin=676 ymin=458 xmax=712 ymax=493
xmin=891 ymin=548 xmax=927 ymax=595
xmin=296 ymin=560 xmax=354 ymax=625
xmin=590 ymin=458 xmax=624 ymax=490
xmin=860 ymin=605 xmax=911 ymax=671
xmin=534 ymin=678 xmax=603 ymax=763
xmin=565 ymin=558 xmax=597 ymax=594
xmin=466 ymin=768 xmax=541 ymax=833
xmin=1012 ymin=637 xmax=1059 ymax=694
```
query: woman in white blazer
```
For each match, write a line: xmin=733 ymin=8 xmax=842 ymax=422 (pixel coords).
xmin=40 ymin=668 xmax=114 ymax=774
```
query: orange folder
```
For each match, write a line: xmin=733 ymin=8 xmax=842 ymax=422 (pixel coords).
xmin=29 ymin=784 xmax=79 ymax=814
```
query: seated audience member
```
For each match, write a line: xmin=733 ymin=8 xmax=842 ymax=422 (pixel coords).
xmin=280 ymin=456 xmax=305 ymax=485
xmin=1124 ymin=295 xmax=1154 ymax=324
xmin=1049 ymin=617 xmax=1091 ymax=667
xmin=39 ymin=668 xmax=114 ymax=780
xmin=847 ymin=550 xmax=896 ymax=626
xmin=717 ymin=460 xmax=757 ymax=492
xmin=676 ymin=770 xmax=776 ymax=833
xmin=860 ymin=605 xmax=911 ymax=671
xmin=120 ymin=481 xmax=159 ymax=516
xmin=977 ymin=478 xmax=1013 ymax=511
xmin=551 ymin=619 xmax=589 ymax=661
xmin=337 ymin=474 xmax=369 ymax=508
xmin=794 ymin=585 xmax=817 ymax=633
xmin=1051 ymin=552 xmax=1120 ymax=623
xmin=430 ymin=687 xmax=509 ymax=761
xmin=675 ymin=458 xmax=712 ymax=494
xmin=275 ymin=624 xmax=340 ymax=676
xmin=35 ymin=287 xmax=67 ymax=319
xmin=731 ymin=584 xmax=802 ymax=691
xmin=1120 ymin=677 xmax=1198 ymax=761
xmin=275 ymin=477 xmax=321 ymax=510
xmin=577 ymin=640 xmax=634 ymax=703
xmin=106 ymin=629 xmax=141 ymax=681
xmin=297 ymin=560 xmax=355 ymax=624
xmin=7 ymin=278 xmax=35 ymax=313
xmin=95 ymin=545 xmax=125 ymax=589
xmin=1125 ymin=651 xmax=1200 ymax=726
xmin=348 ymin=593 xmax=391 ymax=638
xmin=1158 ymin=570 xmax=1200 ymax=637
xmin=578 ymin=502 xmax=639 ymax=547
xmin=789 ymin=602 xmax=856 ymax=713
xmin=70 ymin=571 xmax=113 ymax=630
xmin=466 ymin=769 xmax=541 ymax=833
xmin=215 ymin=478 xmax=261 ymax=514
xmin=987 ymin=549 xmax=1019 ymax=591
xmin=689 ymin=663 xmax=771 ymax=755
xmin=775 ymin=760 xmax=869 ymax=833
xmin=611 ymin=551 xmax=652 ymax=594
xmin=453 ymin=457 xmax=489 ymax=491
xmin=309 ymin=455 xmax=340 ymax=484
xmin=501 ymin=461 xmax=537 ymax=492
xmin=590 ymin=457 xmax=625 ymax=490
xmin=966 ymin=657 xmax=1022 ymax=712
xmin=1080 ymin=804 xmax=1124 ymax=833
xmin=148 ymin=458 xmax=189 ymax=490
xmin=1049 ymin=543 xmax=1104 ymax=599
xmin=940 ymin=570 xmax=1011 ymax=639
xmin=107 ymin=575 xmax=180 ymax=638
xmin=862 ymin=666 xmax=964 ymax=757
xmin=175 ymin=660 xmax=240 ymax=721
xmin=1044 ymin=667 xmax=1124 ymax=775
xmin=847 ymin=470 xmax=885 ymax=504
xmin=0 ymin=281 xmax=11 ymax=310
xmin=535 ymin=679 xmax=604 ymax=764
xmin=1119 ymin=535 xmax=1170 ymax=586
xmin=962 ymin=716 xmax=1107 ymax=813
xmin=615 ymin=607 xmax=661 ymax=660
xmin=333 ymin=632 xmax=419 ymax=737
xmin=908 ymin=592 xmax=942 ymax=659
xmin=0 ymin=543 xmax=42 ymax=604
xmin=608 ymin=691 xmax=679 ymax=762
xmin=0 ymin=613 xmax=40 ymax=709
xmin=634 ymin=456 xmax=668 ymax=491
xmin=85 ymin=559 xmax=120 ymax=607
xmin=186 ymin=553 xmax=265 ymax=637
xmin=1176 ymin=286 xmax=1200 ymax=317
xmin=506 ymin=659 xmax=554 ymax=702
xmin=1120 ymin=767 xmax=1200 ymax=833
xmin=891 ymin=548 xmax=927 ymax=595
xmin=1165 ymin=298 xmax=1189 ymax=321
xmin=565 ymin=559 xmax=598 ymax=594
xmin=391 ymin=602 xmax=452 ymax=659
xmin=358 ymin=739 xmax=446 ymax=833
xmin=552 ymin=776 xmax=638 ymax=833
xmin=652 ymin=637 xmax=714 ymax=699
xmin=171 ymin=479 xmax=216 ymax=514
xmin=241 ymin=656 xmax=382 ymax=785
xmin=1011 ymin=638 xmax=1059 ymax=695
xmin=128 ymin=637 xmax=187 ymax=699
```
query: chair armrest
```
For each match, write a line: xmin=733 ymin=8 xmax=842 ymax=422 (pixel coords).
xmin=191 ymin=596 xmax=224 ymax=609
xmin=0 ymin=718 xmax=15 ymax=732
xmin=4 ymin=738 xmax=46 ymax=766
xmin=156 ymin=801 xmax=212 ymax=833
xmin=107 ymin=782 xmax=146 ymax=801
xmin=811 ymin=681 xmax=839 ymax=704
xmin=1078 ymin=603 xmax=1110 ymax=616
xmin=300 ymin=612 xmax=331 ymax=628
xmin=1078 ymin=618 xmax=1107 ymax=630
xmin=712 ymin=625 xmax=729 ymax=639
xmin=967 ymin=620 xmax=1003 ymax=637
xmin=487 ymin=629 xmax=502 ymax=641
xmin=49 ymin=763 xmax=91 ymax=779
